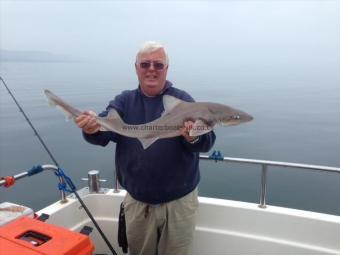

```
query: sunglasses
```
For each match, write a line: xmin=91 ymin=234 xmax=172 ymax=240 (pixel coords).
xmin=138 ymin=61 xmax=166 ymax=70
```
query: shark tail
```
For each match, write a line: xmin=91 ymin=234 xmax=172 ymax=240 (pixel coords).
xmin=44 ymin=89 xmax=78 ymax=120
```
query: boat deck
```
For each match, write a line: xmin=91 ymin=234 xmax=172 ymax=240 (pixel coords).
xmin=38 ymin=188 xmax=340 ymax=255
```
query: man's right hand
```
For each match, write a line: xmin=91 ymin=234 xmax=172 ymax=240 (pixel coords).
xmin=75 ymin=110 xmax=101 ymax=134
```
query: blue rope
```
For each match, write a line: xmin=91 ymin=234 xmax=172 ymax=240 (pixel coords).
xmin=57 ymin=182 xmax=73 ymax=193
xmin=27 ymin=165 xmax=44 ymax=176
xmin=209 ymin=150 xmax=224 ymax=162
xmin=55 ymin=168 xmax=76 ymax=193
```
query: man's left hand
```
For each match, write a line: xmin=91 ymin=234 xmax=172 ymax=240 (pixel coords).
xmin=180 ymin=121 xmax=199 ymax=143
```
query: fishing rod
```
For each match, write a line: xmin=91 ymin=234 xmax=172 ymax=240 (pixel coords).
xmin=1 ymin=77 xmax=59 ymax=167
xmin=0 ymin=76 xmax=118 ymax=255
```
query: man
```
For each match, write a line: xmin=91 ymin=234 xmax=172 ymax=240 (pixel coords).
xmin=75 ymin=41 xmax=216 ymax=255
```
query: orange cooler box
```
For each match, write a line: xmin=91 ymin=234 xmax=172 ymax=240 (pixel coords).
xmin=0 ymin=216 xmax=94 ymax=255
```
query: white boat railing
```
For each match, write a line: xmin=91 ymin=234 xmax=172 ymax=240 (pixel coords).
xmin=3 ymin=153 xmax=340 ymax=209
xmin=199 ymin=152 xmax=340 ymax=208
xmin=113 ymin=151 xmax=340 ymax=208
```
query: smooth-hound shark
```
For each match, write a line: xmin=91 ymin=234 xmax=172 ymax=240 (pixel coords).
xmin=44 ymin=90 xmax=253 ymax=149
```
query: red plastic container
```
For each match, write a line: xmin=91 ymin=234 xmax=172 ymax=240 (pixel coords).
xmin=0 ymin=216 xmax=95 ymax=255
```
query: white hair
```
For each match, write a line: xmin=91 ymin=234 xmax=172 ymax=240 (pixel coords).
xmin=136 ymin=41 xmax=169 ymax=65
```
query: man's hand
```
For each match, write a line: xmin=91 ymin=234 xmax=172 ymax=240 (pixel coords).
xmin=180 ymin=120 xmax=199 ymax=143
xmin=75 ymin=110 xmax=101 ymax=134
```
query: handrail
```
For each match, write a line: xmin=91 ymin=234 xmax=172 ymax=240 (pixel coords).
xmin=199 ymin=154 xmax=340 ymax=208
xmin=112 ymin=154 xmax=340 ymax=206
xmin=1 ymin=165 xmax=68 ymax=203
xmin=200 ymin=155 xmax=340 ymax=173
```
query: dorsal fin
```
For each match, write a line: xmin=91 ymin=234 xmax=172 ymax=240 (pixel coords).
xmin=107 ymin=108 xmax=122 ymax=121
xmin=162 ymin=95 xmax=184 ymax=114
xmin=99 ymin=108 xmax=124 ymax=132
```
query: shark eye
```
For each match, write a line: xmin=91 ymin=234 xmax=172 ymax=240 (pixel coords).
xmin=231 ymin=115 xmax=240 ymax=120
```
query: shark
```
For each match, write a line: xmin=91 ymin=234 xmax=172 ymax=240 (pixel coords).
xmin=44 ymin=89 xmax=253 ymax=149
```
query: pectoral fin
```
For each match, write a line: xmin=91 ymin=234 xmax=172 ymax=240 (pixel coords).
xmin=189 ymin=119 xmax=213 ymax=137
xmin=138 ymin=137 xmax=159 ymax=149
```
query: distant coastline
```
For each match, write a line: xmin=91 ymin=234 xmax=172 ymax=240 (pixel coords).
xmin=0 ymin=49 xmax=81 ymax=63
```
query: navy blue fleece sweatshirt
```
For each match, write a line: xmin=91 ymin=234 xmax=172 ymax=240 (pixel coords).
xmin=83 ymin=81 xmax=216 ymax=204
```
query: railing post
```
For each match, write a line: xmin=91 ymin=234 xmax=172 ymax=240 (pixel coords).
xmin=259 ymin=164 xmax=268 ymax=208
xmin=113 ymin=169 xmax=120 ymax=193
xmin=57 ymin=176 xmax=68 ymax=203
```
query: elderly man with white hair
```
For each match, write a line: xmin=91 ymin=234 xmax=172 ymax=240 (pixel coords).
xmin=75 ymin=41 xmax=216 ymax=255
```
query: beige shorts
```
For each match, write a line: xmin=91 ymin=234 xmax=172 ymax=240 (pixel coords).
xmin=123 ymin=188 xmax=199 ymax=255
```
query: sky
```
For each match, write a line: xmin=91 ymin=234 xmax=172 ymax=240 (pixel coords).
xmin=0 ymin=0 xmax=340 ymax=65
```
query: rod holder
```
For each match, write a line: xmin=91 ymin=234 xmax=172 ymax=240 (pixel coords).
xmin=82 ymin=170 xmax=107 ymax=193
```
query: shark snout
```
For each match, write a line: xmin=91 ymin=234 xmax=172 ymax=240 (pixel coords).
xmin=221 ymin=111 xmax=253 ymax=126
xmin=242 ymin=112 xmax=253 ymax=122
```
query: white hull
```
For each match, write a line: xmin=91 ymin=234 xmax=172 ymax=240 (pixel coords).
xmin=38 ymin=188 xmax=340 ymax=255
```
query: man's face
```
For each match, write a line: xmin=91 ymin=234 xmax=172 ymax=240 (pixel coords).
xmin=135 ymin=49 xmax=168 ymax=97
